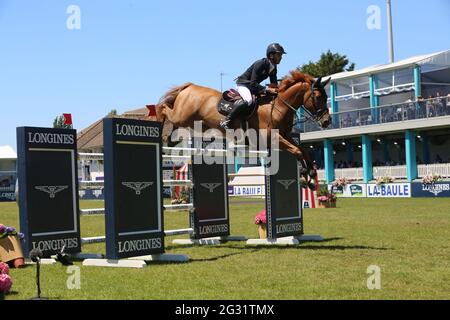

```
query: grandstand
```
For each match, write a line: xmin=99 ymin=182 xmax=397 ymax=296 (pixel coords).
xmin=295 ymin=50 xmax=450 ymax=184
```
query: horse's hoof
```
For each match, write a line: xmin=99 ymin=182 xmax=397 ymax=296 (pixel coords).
xmin=307 ymin=181 xmax=316 ymax=190
xmin=300 ymin=177 xmax=308 ymax=188
xmin=299 ymin=167 xmax=308 ymax=176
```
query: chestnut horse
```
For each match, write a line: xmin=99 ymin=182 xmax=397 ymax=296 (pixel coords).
xmin=155 ymin=70 xmax=331 ymax=181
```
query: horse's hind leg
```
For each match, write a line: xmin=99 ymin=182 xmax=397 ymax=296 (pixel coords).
xmin=162 ymin=104 xmax=192 ymax=128
xmin=155 ymin=104 xmax=176 ymax=144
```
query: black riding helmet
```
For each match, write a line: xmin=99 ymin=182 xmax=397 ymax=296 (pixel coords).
xmin=266 ymin=43 xmax=287 ymax=58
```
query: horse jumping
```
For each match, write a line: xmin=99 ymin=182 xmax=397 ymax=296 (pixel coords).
xmin=155 ymin=70 xmax=332 ymax=183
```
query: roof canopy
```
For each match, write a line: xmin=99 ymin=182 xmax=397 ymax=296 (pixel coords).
xmin=329 ymin=50 xmax=450 ymax=81
xmin=0 ymin=146 xmax=17 ymax=160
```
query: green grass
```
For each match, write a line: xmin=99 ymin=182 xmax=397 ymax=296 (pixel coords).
xmin=1 ymin=198 xmax=450 ymax=300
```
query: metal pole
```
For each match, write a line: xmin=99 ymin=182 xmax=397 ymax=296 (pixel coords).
xmin=387 ymin=0 xmax=395 ymax=63
xmin=220 ymin=72 xmax=227 ymax=92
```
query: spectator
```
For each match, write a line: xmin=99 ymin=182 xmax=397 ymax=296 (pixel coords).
xmin=417 ymin=95 xmax=425 ymax=118
xmin=434 ymin=92 xmax=445 ymax=116
xmin=446 ymin=93 xmax=450 ymax=115
xmin=426 ymin=96 xmax=434 ymax=117
xmin=434 ymin=154 xmax=443 ymax=164
xmin=344 ymin=114 xmax=352 ymax=128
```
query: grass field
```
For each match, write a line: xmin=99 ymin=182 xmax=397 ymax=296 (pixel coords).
xmin=1 ymin=198 xmax=450 ymax=300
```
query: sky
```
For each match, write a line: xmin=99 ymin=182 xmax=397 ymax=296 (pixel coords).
xmin=1 ymin=0 xmax=449 ymax=151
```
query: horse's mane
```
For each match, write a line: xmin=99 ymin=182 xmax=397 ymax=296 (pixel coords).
xmin=278 ymin=70 xmax=315 ymax=92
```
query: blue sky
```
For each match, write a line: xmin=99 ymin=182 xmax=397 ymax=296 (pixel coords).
xmin=1 ymin=0 xmax=449 ymax=150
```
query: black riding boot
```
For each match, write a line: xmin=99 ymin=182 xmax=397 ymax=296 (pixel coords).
xmin=220 ymin=99 xmax=249 ymax=129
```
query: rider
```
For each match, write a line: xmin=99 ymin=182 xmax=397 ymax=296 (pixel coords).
xmin=219 ymin=43 xmax=287 ymax=129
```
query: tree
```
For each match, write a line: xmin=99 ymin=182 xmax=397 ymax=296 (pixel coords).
xmin=298 ymin=50 xmax=355 ymax=77
xmin=53 ymin=115 xmax=72 ymax=129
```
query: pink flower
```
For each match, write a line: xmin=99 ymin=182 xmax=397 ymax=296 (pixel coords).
xmin=0 ymin=274 xmax=13 ymax=293
xmin=254 ymin=210 xmax=267 ymax=225
xmin=0 ymin=262 xmax=9 ymax=275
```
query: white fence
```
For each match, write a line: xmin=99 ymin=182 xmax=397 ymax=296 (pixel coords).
xmin=417 ymin=163 xmax=450 ymax=178
xmin=335 ymin=168 xmax=364 ymax=180
xmin=373 ymin=166 xmax=407 ymax=179
xmin=317 ymin=163 xmax=450 ymax=181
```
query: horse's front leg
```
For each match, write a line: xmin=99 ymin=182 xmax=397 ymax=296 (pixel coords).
xmin=275 ymin=133 xmax=316 ymax=189
xmin=286 ymin=136 xmax=317 ymax=179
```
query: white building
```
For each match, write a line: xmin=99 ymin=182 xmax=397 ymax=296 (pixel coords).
xmin=0 ymin=145 xmax=17 ymax=201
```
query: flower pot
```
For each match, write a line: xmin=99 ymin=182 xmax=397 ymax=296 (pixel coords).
xmin=0 ymin=235 xmax=24 ymax=267
xmin=12 ymin=258 xmax=25 ymax=268
xmin=318 ymin=201 xmax=330 ymax=208
xmin=258 ymin=224 xmax=267 ymax=239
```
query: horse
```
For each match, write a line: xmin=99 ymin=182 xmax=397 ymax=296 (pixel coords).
xmin=155 ymin=70 xmax=331 ymax=184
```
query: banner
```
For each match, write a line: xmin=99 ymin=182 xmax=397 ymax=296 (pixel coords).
xmin=103 ymin=118 xmax=164 ymax=259
xmin=0 ymin=192 xmax=16 ymax=202
xmin=79 ymin=189 xmax=104 ymax=200
xmin=230 ymin=185 xmax=265 ymax=197
xmin=329 ymin=184 xmax=367 ymax=198
xmin=366 ymin=183 xmax=411 ymax=198
xmin=411 ymin=182 xmax=450 ymax=197
xmin=265 ymin=150 xmax=303 ymax=239
xmin=17 ymin=126 xmax=81 ymax=257
xmin=0 ymin=173 xmax=16 ymax=201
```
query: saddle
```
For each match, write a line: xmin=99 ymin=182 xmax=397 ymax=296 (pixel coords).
xmin=217 ymin=89 xmax=258 ymax=119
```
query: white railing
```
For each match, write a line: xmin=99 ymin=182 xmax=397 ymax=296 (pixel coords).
xmin=373 ymin=165 xmax=407 ymax=179
xmin=417 ymin=163 xmax=450 ymax=178
xmin=334 ymin=168 xmax=364 ymax=180
xmin=317 ymin=163 xmax=450 ymax=181
xmin=317 ymin=170 xmax=325 ymax=181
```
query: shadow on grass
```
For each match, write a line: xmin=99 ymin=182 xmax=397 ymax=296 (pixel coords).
xmin=166 ymin=237 xmax=391 ymax=254
xmin=314 ymin=237 xmax=344 ymax=243
xmin=224 ymin=244 xmax=391 ymax=251
xmin=137 ymin=251 xmax=257 ymax=265
xmin=189 ymin=250 xmax=259 ymax=263
xmin=1 ymin=290 xmax=19 ymax=300
xmin=204 ymin=240 xmax=392 ymax=252
xmin=297 ymin=244 xmax=392 ymax=251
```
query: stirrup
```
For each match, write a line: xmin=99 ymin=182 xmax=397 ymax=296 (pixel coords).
xmin=219 ymin=119 xmax=231 ymax=130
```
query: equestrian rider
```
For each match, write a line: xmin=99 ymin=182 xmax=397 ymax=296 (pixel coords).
xmin=219 ymin=43 xmax=287 ymax=129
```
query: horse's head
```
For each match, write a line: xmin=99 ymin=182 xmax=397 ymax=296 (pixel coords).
xmin=278 ymin=71 xmax=332 ymax=129
xmin=305 ymin=76 xmax=331 ymax=129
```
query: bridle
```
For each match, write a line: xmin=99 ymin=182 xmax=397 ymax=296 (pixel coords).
xmin=276 ymin=82 xmax=329 ymax=124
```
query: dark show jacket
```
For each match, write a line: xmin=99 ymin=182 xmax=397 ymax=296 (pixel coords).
xmin=236 ymin=58 xmax=278 ymax=94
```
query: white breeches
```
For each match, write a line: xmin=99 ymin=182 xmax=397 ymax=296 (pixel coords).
xmin=236 ymin=85 xmax=253 ymax=104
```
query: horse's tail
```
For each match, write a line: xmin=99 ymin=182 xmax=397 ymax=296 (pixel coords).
xmin=158 ymin=82 xmax=193 ymax=110
xmin=156 ymin=82 xmax=193 ymax=144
